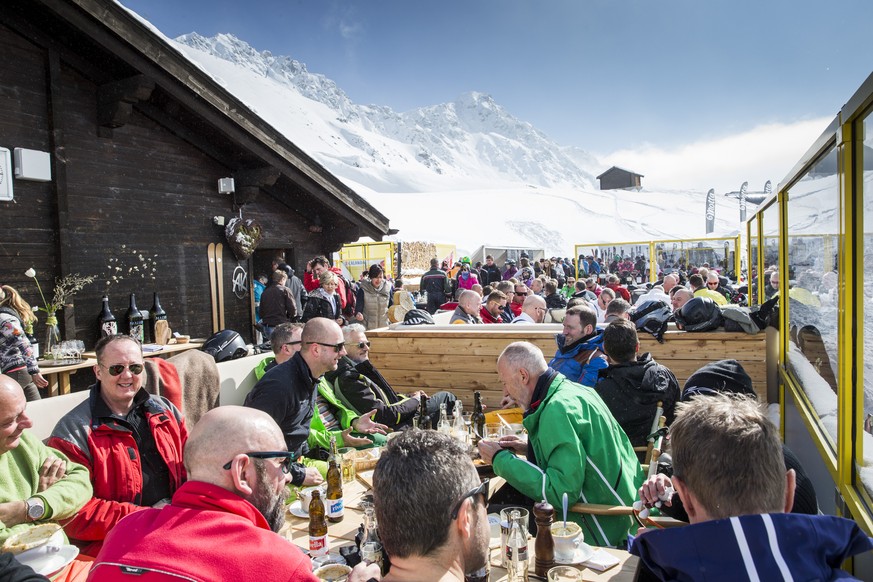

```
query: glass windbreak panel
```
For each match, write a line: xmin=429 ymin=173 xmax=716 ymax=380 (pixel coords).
xmin=654 ymin=238 xmax=738 ymax=281
xmin=748 ymin=217 xmax=760 ymax=306
xmin=574 ymin=242 xmax=651 ymax=283
xmin=785 ymin=145 xmax=839 ymax=449
xmin=761 ymin=204 xmax=780 ymax=300
xmin=858 ymin=111 xmax=873 ymax=499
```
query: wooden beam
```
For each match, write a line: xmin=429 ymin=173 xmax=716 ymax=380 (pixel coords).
xmin=97 ymin=74 xmax=155 ymax=130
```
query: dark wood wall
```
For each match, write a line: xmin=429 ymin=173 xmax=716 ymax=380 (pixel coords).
xmin=0 ymin=16 xmax=357 ymax=354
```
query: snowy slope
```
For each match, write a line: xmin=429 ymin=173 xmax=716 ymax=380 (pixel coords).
xmin=166 ymin=32 xmax=747 ymax=255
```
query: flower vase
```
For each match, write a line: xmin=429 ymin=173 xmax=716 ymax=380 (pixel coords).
xmin=44 ymin=314 xmax=61 ymax=360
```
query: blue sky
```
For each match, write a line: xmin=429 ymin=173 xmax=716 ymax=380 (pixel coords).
xmin=121 ymin=0 xmax=871 ymax=157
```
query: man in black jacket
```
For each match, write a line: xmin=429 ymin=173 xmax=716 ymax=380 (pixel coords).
xmin=327 ymin=324 xmax=456 ymax=428
xmin=481 ymin=255 xmax=502 ymax=286
xmin=420 ymin=259 xmax=451 ymax=314
xmin=594 ymin=319 xmax=679 ymax=447
xmin=244 ymin=318 xmax=385 ymax=486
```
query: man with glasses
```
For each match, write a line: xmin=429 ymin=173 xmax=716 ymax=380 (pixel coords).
xmin=327 ymin=324 xmax=456 ymax=429
xmin=245 ymin=318 xmax=386 ymax=486
xmin=688 ymin=273 xmax=727 ymax=306
xmin=374 ymin=429 xmax=491 ymax=582
xmin=48 ymin=335 xmax=187 ymax=556
xmin=510 ymin=294 xmax=547 ymax=324
xmin=90 ymin=406 xmax=379 ymax=581
xmin=254 ymin=322 xmax=304 ymax=380
xmin=510 ymin=283 xmax=529 ymax=317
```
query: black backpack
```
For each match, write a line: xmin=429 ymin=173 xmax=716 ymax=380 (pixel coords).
xmin=630 ymin=300 xmax=672 ymax=343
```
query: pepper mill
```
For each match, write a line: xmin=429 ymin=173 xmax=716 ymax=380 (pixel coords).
xmin=533 ymin=500 xmax=555 ymax=577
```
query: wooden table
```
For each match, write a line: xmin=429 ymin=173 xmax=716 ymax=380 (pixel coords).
xmin=82 ymin=340 xmax=204 ymax=361
xmin=279 ymin=471 xmax=638 ymax=581
xmin=39 ymin=358 xmax=97 ymax=396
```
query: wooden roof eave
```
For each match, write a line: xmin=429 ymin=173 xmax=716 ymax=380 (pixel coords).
xmin=49 ymin=0 xmax=390 ymax=240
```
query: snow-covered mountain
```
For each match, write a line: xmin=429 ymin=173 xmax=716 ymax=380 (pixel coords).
xmin=167 ymin=32 xmax=746 ymax=255
xmin=177 ymin=32 xmax=599 ymax=191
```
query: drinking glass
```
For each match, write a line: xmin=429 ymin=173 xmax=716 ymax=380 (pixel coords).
xmin=361 ymin=541 xmax=383 ymax=571
xmin=548 ymin=566 xmax=582 ymax=581
xmin=338 ymin=447 xmax=355 ymax=484
xmin=484 ymin=423 xmax=502 ymax=440
xmin=500 ymin=423 xmax=526 ymax=438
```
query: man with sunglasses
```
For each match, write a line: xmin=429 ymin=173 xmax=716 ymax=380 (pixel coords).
xmin=49 ymin=334 xmax=187 ymax=556
xmin=327 ymin=324 xmax=456 ymax=429
xmin=245 ymin=318 xmax=386 ymax=486
xmin=373 ymin=430 xmax=491 ymax=582
xmin=90 ymin=406 xmax=379 ymax=581
xmin=510 ymin=294 xmax=547 ymax=324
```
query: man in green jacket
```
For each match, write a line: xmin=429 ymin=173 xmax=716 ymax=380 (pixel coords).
xmin=478 ymin=342 xmax=643 ymax=548
xmin=0 ymin=374 xmax=92 ymax=547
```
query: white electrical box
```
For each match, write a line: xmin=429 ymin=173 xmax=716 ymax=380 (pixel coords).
xmin=13 ymin=147 xmax=52 ymax=182
xmin=0 ymin=148 xmax=12 ymax=201
xmin=218 ymin=177 xmax=235 ymax=194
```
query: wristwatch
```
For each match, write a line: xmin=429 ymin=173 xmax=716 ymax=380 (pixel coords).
xmin=25 ymin=497 xmax=45 ymax=522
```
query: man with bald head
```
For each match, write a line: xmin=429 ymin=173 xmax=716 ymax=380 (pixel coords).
xmin=245 ymin=318 xmax=384 ymax=486
xmin=89 ymin=406 xmax=351 ymax=581
xmin=478 ymin=342 xmax=642 ymax=547
xmin=671 ymin=288 xmax=694 ymax=314
xmin=0 ymin=375 xmax=91 ymax=550
xmin=449 ymin=290 xmax=482 ymax=324
xmin=662 ymin=273 xmax=678 ymax=295
xmin=510 ymin=294 xmax=547 ymax=324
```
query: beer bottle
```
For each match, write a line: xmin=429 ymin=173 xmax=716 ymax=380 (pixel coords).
xmin=326 ymin=437 xmax=344 ymax=522
xmin=471 ymin=391 xmax=486 ymax=445
xmin=308 ymin=490 xmax=328 ymax=557
xmin=417 ymin=395 xmax=432 ymax=430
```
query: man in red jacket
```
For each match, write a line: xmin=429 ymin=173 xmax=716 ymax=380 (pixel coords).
xmin=49 ymin=335 xmax=187 ymax=556
xmin=88 ymin=406 xmax=378 ymax=581
xmin=606 ymin=274 xmax=632 ymax=302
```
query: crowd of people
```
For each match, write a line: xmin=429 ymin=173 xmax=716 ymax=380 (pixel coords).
xmin=1 ymin=251 xmax=870 ymax=581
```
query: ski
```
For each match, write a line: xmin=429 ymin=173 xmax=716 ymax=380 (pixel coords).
xmin=216 ymin=242 xmax=225 ymax=330
xmin=207 ymin=243 xmax=218 ymax=333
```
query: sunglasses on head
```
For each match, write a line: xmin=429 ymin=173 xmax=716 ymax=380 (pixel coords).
xmin=345 ymin=341 xmax=371 ymax=349
xmin=307 ymin=341 xmax=346 ymax=353
xmin=101 ymin=363 xmax=144 ymax=376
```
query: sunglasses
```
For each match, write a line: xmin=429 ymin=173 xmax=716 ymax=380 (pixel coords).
xmin=284 ymin=341 xmax=301 ymax=347
xmin=306 ymin=341 xmax=346 ymax=353
xmin=222 ymin=451 xmax=295 ymax=474
xmin=515 ymin=291 xmax=528 ymax=296
xmin=101 ymin=363 xmax=144 ymax=376
xmin=707 ymin=282 xmax=719 ymax=286
xmin=345 ymin=341 xmax=371 ymax=349
xmin=450 ymin=479 xmax=490 ymax=519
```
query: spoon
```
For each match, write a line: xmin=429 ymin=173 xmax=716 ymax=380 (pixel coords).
xmin=562 ymin=492 xmax=569 ymax=530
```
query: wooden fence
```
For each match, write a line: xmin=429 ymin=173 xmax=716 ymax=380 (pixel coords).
xmin=368 ymin=325 xmax=767 ymax=410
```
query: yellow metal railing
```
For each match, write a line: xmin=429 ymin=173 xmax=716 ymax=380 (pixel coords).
xmin=745 ymin=71 xmax=873 ymax=541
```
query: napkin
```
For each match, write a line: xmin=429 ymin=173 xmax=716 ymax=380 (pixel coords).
xmin=582 ymin=549 xmax=620 ymax=571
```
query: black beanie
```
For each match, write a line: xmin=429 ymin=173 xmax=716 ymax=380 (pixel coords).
xmin=681 ymin=359 xmax=755 ymax=401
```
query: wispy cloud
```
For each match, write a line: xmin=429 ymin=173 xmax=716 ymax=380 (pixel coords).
xmin=601 ymin=118 xmax=832 ymax=194
xmin=339 ymin=20 xmax=363 ymax=41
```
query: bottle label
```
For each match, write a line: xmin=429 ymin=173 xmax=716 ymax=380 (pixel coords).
xmin=309 ymin=534 xmax=328 ymax=556
xmin=130 ymin=322 xmax=144 ymax=342
xmin=328 ymin=498 xmax=344 ymax=518
xmin=101 ymin=321 xmax=117 ymax=338
xmin=504 ymin=544 xmax=528 ymax=563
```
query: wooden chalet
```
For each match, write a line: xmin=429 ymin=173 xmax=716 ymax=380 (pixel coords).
xmin=596 ymin=166 xmax=644 ymax=190
xmin=0 ymin=0 xmax=390 ymax=351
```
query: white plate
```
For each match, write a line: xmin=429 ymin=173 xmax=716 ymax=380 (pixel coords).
xmin=16 ymin=545 xmax=78 ymax=576
xmin=288 ymin=499 xmax=309 ymax=519
xmin=554 ymin=542 xmax=594 ymax=565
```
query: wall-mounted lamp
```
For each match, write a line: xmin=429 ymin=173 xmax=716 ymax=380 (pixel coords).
xmin=217 ymin=177 xmax=235 ymax=195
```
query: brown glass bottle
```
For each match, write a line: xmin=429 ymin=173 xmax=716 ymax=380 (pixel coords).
xmin=326 ymin=437 xmax=344 ymax=522
xmin=471 ymin=391 xmax=486 ymax=444
xmin=417 ymin=395 xmax=432 ymax=430
xmin=308 ymin=490 xmax=328 ymax=556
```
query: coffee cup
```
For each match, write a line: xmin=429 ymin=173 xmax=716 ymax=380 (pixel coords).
xmin=550 ymin=521 xmax=583 ymax=562
xmin=312 ymin=563 xmax=351 ymax=581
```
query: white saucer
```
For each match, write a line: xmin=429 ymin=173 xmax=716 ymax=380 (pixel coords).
xmin=554 ymin=542 xmax=594 ymax=565
xmin=288 ymin=499 xmax=309 ymax=519
xmin=17 ymin=545 xmax=79 ymax=576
